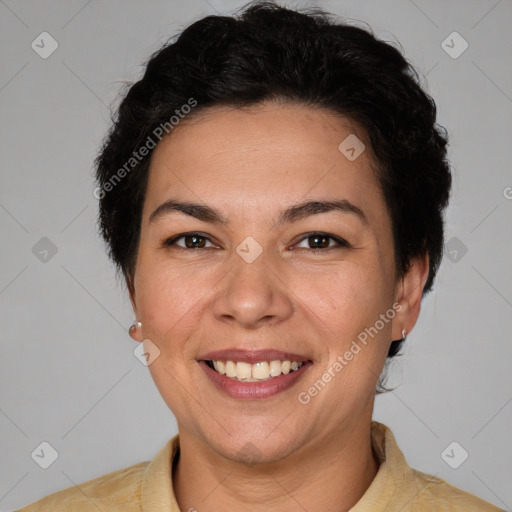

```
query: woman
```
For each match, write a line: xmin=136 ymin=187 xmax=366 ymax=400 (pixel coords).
xmin=18 ymin=2 xmax=502 ymax=510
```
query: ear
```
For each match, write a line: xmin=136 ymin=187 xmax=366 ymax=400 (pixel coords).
xmin=127 ymin=276 xmax=143 ymax=343
xmin=392 ymin=253 xmax=430 ymax=340
xmin=126 ymin=270 xmax=137 ymax=312
xmin=128 ymin=284 xmax=136 ymax=314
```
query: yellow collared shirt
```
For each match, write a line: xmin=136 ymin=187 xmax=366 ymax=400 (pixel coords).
xmin=17 ymin=421 xmax=502 ymax=511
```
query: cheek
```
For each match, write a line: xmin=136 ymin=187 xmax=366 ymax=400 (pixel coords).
xmin=288 ymin=261 xmax=381 ymax=341
xmin=316 ymin=261 xmax=394 ymax=371
xmin=135 ymin=260 xmax=211 ymax=343
xmin=303 ymin=270 xmax=361 ymax=324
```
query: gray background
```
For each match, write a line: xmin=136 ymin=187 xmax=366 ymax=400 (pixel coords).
xmin=1 ymin=0 xmax=511 ymax=510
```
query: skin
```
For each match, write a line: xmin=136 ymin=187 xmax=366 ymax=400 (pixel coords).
xmin=128 ymin=102 xmax=429 ymax=511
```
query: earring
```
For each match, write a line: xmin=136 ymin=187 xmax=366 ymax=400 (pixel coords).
xmin=390 ymin=329 xmax=407 ymax=344
xmin=389 ymin=328 xmax=407 ymax=357
xmin=129 ymin=321 xmax=142 ymax=334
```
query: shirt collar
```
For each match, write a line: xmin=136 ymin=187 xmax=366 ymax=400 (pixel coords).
xmin=140 ymin=433 xmax=180 ymax=510
xmin=349 ymin=421 xmax=418 ymax=511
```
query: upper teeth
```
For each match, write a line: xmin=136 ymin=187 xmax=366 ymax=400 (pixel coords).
xmin=211 ymin=360 xmax=304 ymax=381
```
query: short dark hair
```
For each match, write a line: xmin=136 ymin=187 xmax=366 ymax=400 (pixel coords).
xmin=95 ymin=1 xmax=451 ymax=367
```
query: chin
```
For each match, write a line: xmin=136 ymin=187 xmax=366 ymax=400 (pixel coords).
xmin=204 ymin=425 xmax=304 ymax=466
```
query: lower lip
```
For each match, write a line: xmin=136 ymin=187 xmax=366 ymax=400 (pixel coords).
xmin=198 ymin=360 xmax=312 ymax=399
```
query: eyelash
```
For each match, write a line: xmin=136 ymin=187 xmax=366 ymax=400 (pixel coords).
xmin=162 ymin=231 xmax=350 ymax=252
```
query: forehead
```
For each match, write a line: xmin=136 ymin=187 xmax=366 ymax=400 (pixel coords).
xmin=144 ymin=103 xmax=386 ymax=225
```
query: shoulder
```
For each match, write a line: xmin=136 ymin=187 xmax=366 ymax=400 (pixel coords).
xmin=16 ymin=461 xmax=149 ymax=512
xmin=410 ymin=468 xmax=504 ymax=511
xmin=370 ymin=422 xmax=502 ymax=511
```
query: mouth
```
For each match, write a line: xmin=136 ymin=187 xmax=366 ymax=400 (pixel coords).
xmin=198 ymin=349 xmax=313 ymax=399
xmin=204 ymin=359 xmax=305 ymax=382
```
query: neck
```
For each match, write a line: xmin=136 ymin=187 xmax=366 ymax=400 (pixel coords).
xmin=173 ymin=420 xmax=380 ymax=512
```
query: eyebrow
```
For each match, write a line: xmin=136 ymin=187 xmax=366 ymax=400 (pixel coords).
xmin=149 ymin=198 xmax=368 ymax=226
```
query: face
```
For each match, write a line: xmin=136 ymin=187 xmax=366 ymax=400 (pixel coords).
xmin=129 ymin=102 xmax=426 ymax=463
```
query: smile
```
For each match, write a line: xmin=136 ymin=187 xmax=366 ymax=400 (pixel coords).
xmin=206 ymin=360 xmax=305 ymax=382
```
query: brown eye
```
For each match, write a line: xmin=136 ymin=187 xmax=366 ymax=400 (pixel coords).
xmin=183 ymin=235 xmax=207 ymax=248
xmin=295 ymin=232 xmax=349 ymax=251
xmin=163 ymin=232 xmax=215 ymax=249
xmin=308 ymin=234 xmax=330 ymax=249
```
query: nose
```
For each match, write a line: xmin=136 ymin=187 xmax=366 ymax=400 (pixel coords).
xmin=212 ymin=248 xmax=294 ymax=330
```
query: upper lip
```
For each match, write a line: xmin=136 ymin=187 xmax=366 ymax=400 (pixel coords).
xmin=198 ymin=349 xmax=311 ymax=364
